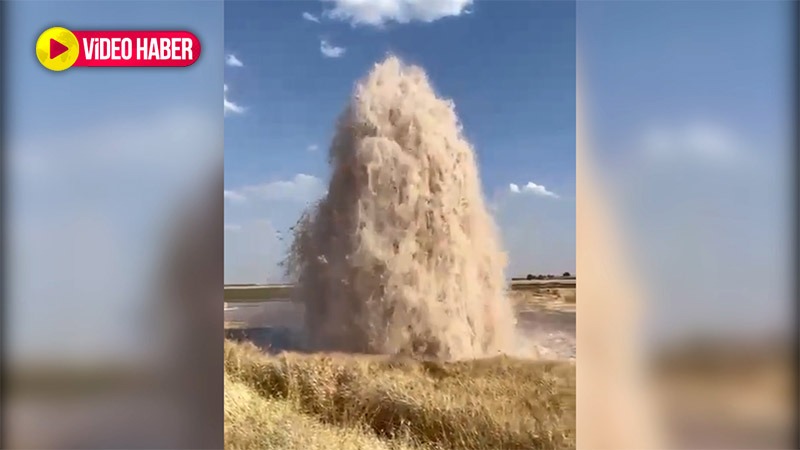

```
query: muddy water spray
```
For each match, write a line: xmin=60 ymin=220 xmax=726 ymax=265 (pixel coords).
xmin=285 ymin=56 xmax=519 ymax=360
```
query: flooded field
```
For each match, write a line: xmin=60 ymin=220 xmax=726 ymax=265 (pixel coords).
xmin=224 ymin=289 xmax=576 ymax=361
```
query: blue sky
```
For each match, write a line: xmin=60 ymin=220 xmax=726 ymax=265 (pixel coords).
xmin=7 ymin=1 xmax=223 ymax=362
xmin=8 ymin=0 xmax=787 ymax=359
xmin=578 ymin=1 xmax=793 ymax=341
xmin=224 ymin=0 xmax=577 ymax=283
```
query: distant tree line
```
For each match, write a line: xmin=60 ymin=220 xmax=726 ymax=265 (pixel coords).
xmin=511 ymin=272 xmax=574 ymax=281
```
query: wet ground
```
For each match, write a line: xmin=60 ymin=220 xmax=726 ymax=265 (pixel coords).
xmin=224 ymin=298 xmax=576 ymax=360
xmin=517 ymin=307 xmax=576 ymax=360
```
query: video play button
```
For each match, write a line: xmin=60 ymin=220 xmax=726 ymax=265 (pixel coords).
xmin=36 ymin=26 xmax=80 ymax=72
xmin=50 ymin=39 xmax=69 ymax=59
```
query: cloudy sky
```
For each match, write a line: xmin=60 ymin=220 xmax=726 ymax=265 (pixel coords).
xmin=224 ymin=0 xmax=577 ymax=283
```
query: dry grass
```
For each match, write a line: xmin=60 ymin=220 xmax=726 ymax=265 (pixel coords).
xmin=225 ymin=374 xmax=422 ymax=450
xmin=224 ymin=340 xmax=575 ymax=450
xmin=224 ymin=285 xmax=294 ymax=302
xmin=555 ymin=289 xmax=576 ymax=304
xmin=509 ymin=289 xmax=577 ymax=311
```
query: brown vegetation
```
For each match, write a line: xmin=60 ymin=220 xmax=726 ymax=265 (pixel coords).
xmin=224 ymin=340 xmax=575 ymax=450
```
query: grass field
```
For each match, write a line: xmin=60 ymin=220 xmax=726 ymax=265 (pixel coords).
xmin=224 ymin=340 xmax=575 ymax=450
xmin=224 ymin=284 xmax=294 ymax=302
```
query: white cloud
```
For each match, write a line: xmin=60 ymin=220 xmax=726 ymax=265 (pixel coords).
xmin=509 ymin=181 xmax=558 ymax=198
xmin=640 ymin=122 xmax=746 ymax=166
xmin=224 ymin=84 xmax=245 ymax=115
xmin=323 ymin=0 xmax=473 ymax=27
xmin=227 ymin=174 xmax=326 ymax=204
xmin=320 ymin=40 xmax=346 ymax=58
xmin=225 ymin=54 xmax=244 ymax=67
xmin=224 ymin=224 xmax=242 ymax=232
xmin=308 ymin=144 xmax=319 ymax=152
xmin=302 ymin=11 xmax=320 ymax=22
xmin=522 ymin=182 xmax=558 ymax=198
xmin=224 ymin=189 xmax=246 ymax=203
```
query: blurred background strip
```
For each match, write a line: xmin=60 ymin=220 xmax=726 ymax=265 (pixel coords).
xmin=578 ymin=1 xmax=796 ymax=448
xmin=3 ymin=1 xmax=224 ymax=448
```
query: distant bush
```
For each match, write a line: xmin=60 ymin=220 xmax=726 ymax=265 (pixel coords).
xmin=520 ymin=274 xmax=576 ymax=281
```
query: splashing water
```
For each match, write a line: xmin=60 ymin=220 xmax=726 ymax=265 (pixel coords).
xmin=284 ymin=56 xmax=519 ymax=360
